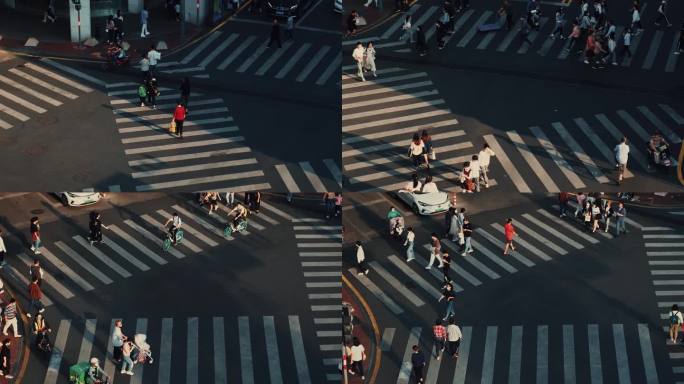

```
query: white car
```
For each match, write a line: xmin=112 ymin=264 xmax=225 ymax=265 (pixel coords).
xmin=57 ymin=192 xmax=103 ymax=207
xmin=396 ymin=190 xmax=450 ymax=215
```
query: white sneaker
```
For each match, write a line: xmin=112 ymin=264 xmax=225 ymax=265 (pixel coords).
xmin=127 ymin=371 xmax=134 ymax=376
xmin=461 ymin=252 xmax=467 ymax=256
xmin=468 ymin=250 xmax=474 ymax=253
xmin=121 ymin=370 xmax=126 ymax=374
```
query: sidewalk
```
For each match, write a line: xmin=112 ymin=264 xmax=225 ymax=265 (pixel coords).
xmin=0 ymin=0 xmax=205 ymax=61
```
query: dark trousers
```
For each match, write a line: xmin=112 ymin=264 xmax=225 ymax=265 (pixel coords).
xmin=113 ymin=345 xmax=123 ymax=362
xmin=621 ymin=45 xmax=632 ymax=58
xmin=175 ymin=119 xmax=184 ymax=137
xmin=448 ymin=339 xmax=461 ymax=356
xmin=169 ymin=227 xmax=179 ymax=243
xmin=285 ymin=29 xmax=293 ymax=40
xmin=181 ymin=93 xmax=189 ymax=109
xmin=351 ymin=360 xmax=364 ymax=375
xmin=90 ymin=229 xmax=102 ymax=242
xmin=0 ymin=251 xmax=4 ymax=265
xmin=268 ymin=34 xmax=282 ymax=47
xmin=147 ymin=92 xmax=156 ymax=106
xmin=412 ymin=365 xmax=424 ymax=381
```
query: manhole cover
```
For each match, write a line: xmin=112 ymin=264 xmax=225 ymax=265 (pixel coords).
xmin=72 ymin=172 xmax=90 ymax=183
xmin=30 ymin=209 xmax=45 ymax=215
xmin=24 ymin=144 xmax=46 ymax=156
xmin=36 ymin=115 xmax=58 ymax=125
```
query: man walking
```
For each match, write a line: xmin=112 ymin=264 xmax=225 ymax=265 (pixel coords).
xmin=416 ymin=26 xmax=427 ymax=56
xmin=285 ymin=15 xmax=295 ymax=41
xmin=654 ymin=0 xmax=672 ymax=27
xmin=0 ymin=339 xmax=12 ymax=379
xmin=30 ymin=259 xmax=43 ymax=288
xmin=28 ymin=278 xmax=44 ymax=318
xmin=411 ymin=345 xmax=426 ymax=383
xmin=140 ymin=6 xmax=151 ymax=37
xmin=173 ymin=101 xmax=187 ymax=139
xmin=355 ymin=241 xmax=369 ymax=275
xmin=404 ymin=226 xmax=415 ymax=262
xmin=426 ymin=233 xmax=444 ymax=269
xmin=446 ymin=318 xmax=462 ymax=358
xmin=140 ymin=56 xmax=150 ymax=81
xmin=30 ymin=216 xmax=41 ymax=255
xmin=2 ymin=299 xmax=20 ymax=337
xmin=147 ymin=45 xmax=162 ymax=74
xmin=433 ymin=319 xmax=446 ymax=360
xmin=614 ymin=137 xmax=630 ymax=184
xmin=461 ymin=218 xmax=473 ymax=255
xmin=112 ymin=319 xmax=126 ymax=364
xmin=615 ymin=202 xmax=627 ymax=235
xmin=352 ymin=42 xmax=366 ymax=81
xmin=268 ymin=18 xmax=282 ymax=48
xmin=478 ymin=143 xmax=495 ymax=188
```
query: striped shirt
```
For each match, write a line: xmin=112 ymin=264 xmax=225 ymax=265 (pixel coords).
xmin=4 ymin=303 xmax=16 ymax=320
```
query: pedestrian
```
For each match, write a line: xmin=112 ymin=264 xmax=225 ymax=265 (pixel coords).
xmin=285 ymin=15 xmax=295 ymax=41
xmin=653 ymin=0 xmax=672 ymax=27
xmin=478 ymin=143 xmax=495 ymax=188
xmin=173 ymin=101 xmax=187 ymax=139
xmin=444 ymin=207 xmax=455 ymax=238
xmin=421 ymin=129 xmax=434 ymax=161
xmin=615 ymin=202 xmax=627 ymax=235
xmin=364 ymin=42 xmax=377 ymax=78
xmin=441 ymin=250 xmax=451 ymax=283
xmin=432 ymin=319 xmax=446 ymax=360
xmin=140 ymin=6 xmax=151 ymax=37
xmin=582 ymin=203 xmax=592 ymax=230
xmin=30 ymin=259 xmax=43 ymax=288
xmin=575 ymin=192 xmax=586 ymax=217
xmin=2 ymin=298 xmax=20 ymax=337
xmin=268 ymin=18 xmax=282 ymax=48
xmin=179 ymin=77 xmax=191 ymax=110
xmin=146 ymin=78 xmax=158 ymax=109
xmin=43 ymin=0 xmax=56 ymax=23
xmin=105 ymin=16 xmax=117 ymax=43
xmin=138 ymin=82 xmax=148 ymax=107
xmin=349 ymin=337 xmax=366 ymax=380
xmin=323 ymin=192 xmax=335 ymax=219
xmin=346 ymin=10 xmax=358 ymax=37
xmin=28 ymin=278 xmax=44 ymax=317
xmin=470 ymin=154 xmax=481 ymax=192
xmin=352 ymin=42 xmax=366 ymax=81
xmin=0 ymin=229 xmax=5 ymax=268
xmin=445 ymin=1 xmax=456 ymax=32
xmin=461 ymin=218 xmax=473 ymax=255
xmin=89 ymin=211 xmax=109 ymax=245
xmin=436 ymin=21 xmax=447 ymax=50
xmin=147 ymin=45 xmax=162 ymax=73
xmin=409 ymin=133 xmax=427 ymax=167
xmin=112 ymin=319 xmax=126 ymax=364
xmin=619 ymin=27 xmax=633 ymax=61
xmin=498 ymin=0 xmax=514 ymax=31
xmin=411 ymin=345 xmax=426 ymax=383
xmin=363 ymin=0 xmax=377 ymax=8
xmin=604 ymin=19 xmax=616 ymax=40
xmin=121 ymin=339 xmax=135 ymax=375
xmin=604 ymin=34 xmax=618 ymax=66
xmin=604 ymin=202 xmax=614 ymax=233
xmin=426 ymin=233 xmax=444 ymax=269
xmin=416 ymin=26 xmax=427 ymax=56
xmin=676 ymin=23 xmax=684 ymax=55
xmin=583 ymin=29 xmax=596 ymax=64
xmin=566 ymin=20 xmax=581 ymax=52
xmin=439 ymin=282 xmax=456 ymax=320
xmin=446 ymin=317 xmax=462 ymax=358
xmin=30 ymin=216 xmax=41 ymax=255
xmin=355 ymin=241 xmax=369 ymax=275
xmin=0 ymin=339 xmax=12 ymax=379
xmin=225 ymin=192 xmax=235 ymax=207
xmin=614 ymin=137 xmax=630 ymax=184
xmin=559 ymin=192 xmax=570 ymax=217
xmin=400 ymin=15 xmax=413 ymax=42
xmin=404 ymin=227 xmax=415 ymax=262
xmin=670 ymin=304 xmax=683 ymax=344
xmin=503 ymin=218 xmax=516 ymax=255
xmin=245 ymin=192 xmax=261 ymax=212
xmin=207 ymin=192 xmax=220 ymax=214
xmin=140 ymin=56 xmax=150 ymax=82
xmin=334 ymin=193 xmax=343 ymax=217
xmin=174 ymin=1 xmax=182 ymax=21
xmin=631 ymin=5 xmax=642 ymax=35
xmin=456 ymin=208 xmax=466 ymax=248
xmin=591 ymin=203 xmax=601 ymax=233
xmin=115 ymin=10 xmax=125 ymax=41
xmin=550 ymin=8 xmax=565 ymax=39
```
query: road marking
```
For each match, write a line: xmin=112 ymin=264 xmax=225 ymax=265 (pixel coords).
xmin=107 ymin=224 xmax=167 ymax=265
xmin=24 ymin=62 xmax=93 ymax=92
xmin=236 ymin=40 xmax=270 ymax=73
xmin=343 ymin=89 xmax=439 ymax=110
xmin=644 ymin=234 xmax=684 ymax=239
xmin=659 ymin=104 xmax=684 ymax=124
xmin=470 ymin=239 xmax=518 ymax=273
xmin=381 ymin=328 xmax=396 ymax=351
xmin=482 ymin=134 xmax=531 ymax=193
xmin=78 ymin=319 xmax=97 ymax=363
xmin=121 ymin=126 xmax=237 ymax=144
xmin=296 ymin=45 xmax=330 ymax=82
xmin=343 ymin=129 xmax=466 ymax=158
xmin=256 ymin=41 xmax=294 ymax=75
xmin=0 ymin=88 xmax=46 ymax=113
xmin=518 ymin=18 xmax=549 ymax=54
xmin=186 ymin=317 xmax=199 ymax=384
xmin=114 ymin=98 xmax=222 ymax=114
xmin=642 ymin=227 xmax=674 ymax=231
xmin=444 ymin=240 xmax=501 ymax=279
xmin=648 ymin=251 xmax=684 ymax=256
xmin=116 ymin=106 xmax=229 ymax=123
xmin=275 ymin=164 xmax=301 ymax=192
xmin=612 ymin=324 xmax=631 ymax=384
xmin=594 ymin=113 xmax=650 ymax=171
xmin=388 ymin=255 xmax=442 ymax=300
xmin=511 ymin=220 xmax=567 ymax=255
xmin=263 ymin=316 xmax=283 ymax=384
xmin=642 ymin=30 xmax=664 ymax=70
xmin=530 ymin=126 xmax=586 ymax=188
xmin=369 ymin=260 xmax=425 ymax=307
xmin=103 ymin=319 xmax=117 ymax=380
xmin=382 ymin=5 xmax=421 ymax=39
xmin=276 ymin=43 xmax=311 ymax=79
xmin=217 ymin=36 xmax=257 ymax=70
xmin=638 ymin=105 xmax=681 ymax=144
xmin=349 ymin=268 xmax=403 ymax=314
xmin=459 ymin=11 xmax=493 ymax=48
xmin=158 ymin=318 xmax=173 ymax=384
xmin=182 ymin=30 xmax=222 ymax=64
xmin=665 ymin=31 xmax=681 ymax=72
xmin=132 ymin=158 xmax=258 ymax=179
xmin=44 ymin=319 xmax=71 ymax=384
xmin=308 ymin=293 xmax=342 ymax=299
xmin=141 ymin=214 xmax=202 ymax=253
xmin=18 ymin=252 xmax=72 ymax=299
xmin=397 ymin=327 xmax=421 ymax=384
xmin=509 ymin=326 xmax=523 ymax=384
xmin=289 ymin=316 xmax=312 ymax=384
xmin=0 ymin=101 xmax=29 ymax=121
xmin=342 ymin=80 xmax=434 ymax=100
xmin=40 ymin=58 xmax=107 ymax=87
xmin=73 ymin=235 xmax=132 ymax=277
xmin=537 ymin=325 xmax=549 ymax=384
xmin=343 ymin=99 xmax=446 ymax=121
xmin=477 ymin=17 xmax=502 ymax=50
xmin=0 ymin=116 xmax=12 ymax=129
xmin=123 ymin=219 xmax=185 ymax=259
xmin=536 ymin=208 xmax=599 ymax=243
xmin=323 ymin=159 xmax=342 ymax=188
xmin=475 ymin=228 xmax=535 ymax=266
xmin=299 ymin=161 xmax=327 ymax=192
xmin=453 ymin=326 xmax=472 ymax=384
xmin=0 ymin=74 xmax=61 ymax=106
xmin=638 ymin=324 xmax=659 ymax=384
xmin=422 ymin=243 xmax=482 ymax=286
xmin=480 ymin=326 xmax=498 ymax=384
xmin=315 ymin=52 xmax=341 ymax=85
xmin=587 ymin=324 xmax=603 ymax=384
xmin=6 ymin=263 xmax=54 ymax=305
xmin=563 ymin=325 xmax=576 ymax=384
xmin=135 ymin=173 xmax=269 ymax=192
xmin=616 ymin=110 xmax=651 ymax=142
xmin=497 ymin=19 xmax=523 ymax=52
xmin=522 ymin=213 xmax=583 ymax=249
xmin=491 ymin=222 xmax=552 ymax=261
xmin=54 ymin=241 xmax=113 ymax=284
xmin=9 ymin=68 xmax=78 ymax=99
xmin=552 ymin=121 xmax=610 ymax=183
xmin=171 ymin=204 xmax=225 ymax=238
xmin=575 ymin=117 xmax=634 ymax=178
xmin=342 ymin=72 xmax=428 ymax=90
xmin=40 ymin=246 xmax=95 ymax=291
xmin=123 ymin=137 xmax=245 ymax=155
xmin=260 ymin=201 xmax=294 ymax=221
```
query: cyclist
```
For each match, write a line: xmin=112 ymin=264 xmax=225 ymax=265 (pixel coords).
xmin=87 ymin=357 xmax=108 ymax=384
xmin=228 ymin=203 xmax=249 ymax=233
xmin=387 ymin=207 xmax=403 ymax=236
xmin=163 ymin=213 xmax=182 ymax=245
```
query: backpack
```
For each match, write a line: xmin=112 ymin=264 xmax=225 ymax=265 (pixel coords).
xmin=671 ymin=311 xmax=680 ymax=325
xmin=138 ymin=85 xmax=147 ymax=97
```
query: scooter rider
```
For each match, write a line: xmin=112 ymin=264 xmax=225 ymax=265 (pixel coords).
xmin=647 ymin=132 xmax=671 ymax=167
xmin=229 ymin=203 xmax=249 ymax=231
xmin=32 ymin=312 xmax=51 ymax=351
xmin=163 ymin=213 xmax=182 ymax=245
xmin=87 ymin=357 xmax=108 ymax=384
xmin=387 ymin=207 xmax=403 ymax=236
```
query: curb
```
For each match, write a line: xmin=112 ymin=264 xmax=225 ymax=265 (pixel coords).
xmin=342 ymin=273 xmax=381 ymax=383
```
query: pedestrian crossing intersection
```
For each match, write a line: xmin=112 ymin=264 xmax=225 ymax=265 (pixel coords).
xmin=341 ymin=66 xmax=498 ymax=192
xmin=380 ymin=322 xmax=663 ymax=383
xmin=0 ymin=61 xmax=94 ymax=130
xmin=348 ymin=205 xmax=643 ymax=316
xmin=106 ymin=83 xmax=271 ymax=192
xmin=363 ymin=4 xmax=682 ymax=73
xmin=273 ymin=159 xmax=343 ymax=192
xmin=486 ymin=104 xmax=684 ymax=192
xmin=4 ymin=199 xmax=295 ymax=307
xmin=155 ymin=30 xmax=340 ymax=86
xmin=641 ymin=225 xmax=684 ymax=383
xmin=293 ymin=219 xmax=343 ymax=382
xmin=34 ymin=315 xmax=324 ymax=384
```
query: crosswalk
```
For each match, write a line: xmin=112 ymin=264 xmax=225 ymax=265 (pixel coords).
xmin=349 ymin=205 xmax=642 ymax=316
xmin=0 ymin=61 xmax=93 ymax=129
xmin=156 ymin=31 xmax=340 ymax=85
xmin=293 ymin=219 xmax=343 ymax=382
xmin=105 ymin=83 xmax=271 ymax=191
xmin=4 ymin=199 xmax=295 ymax=307
xmin=341 ymin=66 xmax=498 ymax=192
xmin=363 ymin=4 xmax=682 ymax=73
xmin=273 ymin=160 xmax=343 ymax=192
xmin=381 ymin=322 xmax=662 ymax=383
xmin=642 ymin=225 xmax=684 ymax=383
xmin=36 ymin=315 xmax=320 ymax=384
xmin=485 ymin=104 xmax=683 ymax=192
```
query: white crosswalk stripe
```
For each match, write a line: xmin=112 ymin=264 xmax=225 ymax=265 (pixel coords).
xmin=366 ymin=5 xmax=681 ymax=73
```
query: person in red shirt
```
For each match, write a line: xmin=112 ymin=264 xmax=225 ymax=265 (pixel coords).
xmin=28 ymin=277 xmax=45 ymax=317
xmin=503 ymin=218 xmax=516 ymax=255
xmin=173 ymin=102 xmax=187 ymax=139
xmin=432 ymin=319 xmax=446 ymax=360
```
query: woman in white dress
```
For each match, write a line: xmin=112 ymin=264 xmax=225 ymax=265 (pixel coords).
xmin=400 ymin=15 xmax=413 ymax=42
xmin=364 ymin=42 xmax=377 ymax=78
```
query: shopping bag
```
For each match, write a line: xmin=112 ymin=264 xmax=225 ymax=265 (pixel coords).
xmin=169 ymin=118 xmax=176 ymax=133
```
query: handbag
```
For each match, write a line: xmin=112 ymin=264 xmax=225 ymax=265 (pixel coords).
xmin=169 ymin=118 xmax=176 ymax=133
xmin=430 ymin=148 xmax=437 ymax=161
xmin=458 ymin=231 xmax=464 ymax=245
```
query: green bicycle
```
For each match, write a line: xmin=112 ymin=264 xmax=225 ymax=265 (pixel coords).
xmin=162 ymin=228 xmax=184 ymax=251
xmin=224 ymin=218 xmax=248 ymax=237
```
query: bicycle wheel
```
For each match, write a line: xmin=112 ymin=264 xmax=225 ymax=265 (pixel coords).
xmin=162 ymin=238 xmax=171 ymax=251
xmin=176 ymin=229 xmax=184 ymax=243
xmin=224 ymin=225 xmax=233 ymax=237
xmin=237 ymin=221 xmax=248 ymax=232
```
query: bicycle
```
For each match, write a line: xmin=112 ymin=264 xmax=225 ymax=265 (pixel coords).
xmin=162 ymin=227 xmax=184 ymax=251
xmin=224 ymin=218 xmax=248 ymax=237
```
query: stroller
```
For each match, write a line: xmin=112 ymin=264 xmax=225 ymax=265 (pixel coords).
xmin=131 ymin=334 xmax=154 ymax=365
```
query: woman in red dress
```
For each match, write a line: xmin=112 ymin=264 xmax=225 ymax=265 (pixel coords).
xmin=503 ymin=218 xmax=516 ymax=255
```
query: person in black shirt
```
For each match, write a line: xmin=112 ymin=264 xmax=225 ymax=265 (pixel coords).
xmin=411 ymin=345 xmax=426 ymax=383
xmin=89 ymin=211 xmax=109 ymax=245
xmin=416 ymin=26 xmax=427 ymax=56
xmin=180 ymin=77 xmax=190 ymax=111
xmin=346 ymin=10 xmax=358 ymax=37
xmin=268 ymin=18 xmax=282 ymax=48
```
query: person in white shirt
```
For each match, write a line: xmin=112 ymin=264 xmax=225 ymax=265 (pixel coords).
xmin=0 ymin=229 xmax=6 ymax=267
xmin=631 ymin=5 xmax=642 ymax=35
xmin=348 ymin=337 xmax=366 ymax=380
xmin=352 ymin=43 xmax=366 ymax=81
xmin=614 ymin=137 xmax=630 ymax=184
xmin=355 ymin=241 xmax=368 ymax=275
xmin=670 ymin=304 xmax=684 ymax=344
xmin=446 ymin=318 xmax=462 ymax=358
xmin=404 ymin=227 xmax=415 ymax=261
xmin=478 ymin=143 xmax=495 ymax=188
xmin=409 ymin=133 xmax=427 ymax=167
xmin=163 ymin=212 xmax=182 ymax=245
xmin=421 ymin=175 xmax=438 ymax=193
xmin=402 ymin=173 xmax=422 ymax=193
xmin=469 ymin=155 xmax=481 ymax=192
xmin=147 ymin=46 xmax=161 ymax=73
xmin=400 ymin=15 xmax=412 ymax=42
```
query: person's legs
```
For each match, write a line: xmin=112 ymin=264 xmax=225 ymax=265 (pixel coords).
xmin=465 ymin=237 xmax=473 ymax=253
xmin=177 ymin=120 xmax=184 ymax=138
xmin=444 ymin=301 xmax=455 ymax=319
xmin=407 ymin=242 xmax=415 ymax=261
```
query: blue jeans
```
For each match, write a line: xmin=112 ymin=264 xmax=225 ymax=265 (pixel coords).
xmin=464 ymin=237 xmax=473 ymax=253
xmin=122 ymin=355 xmax=134 ymax=372
xmin=32 ymin=239 xmax=41 ymax=252
xmin=444 ymin=301 xmax=455 ymax=319
xmin=406 ymin=241 xmax=415 ymax=261
xmin=29 ymin=299 xmax=43 ymax=315
xmin=616 ymin=219 xmax=626 ymax=235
